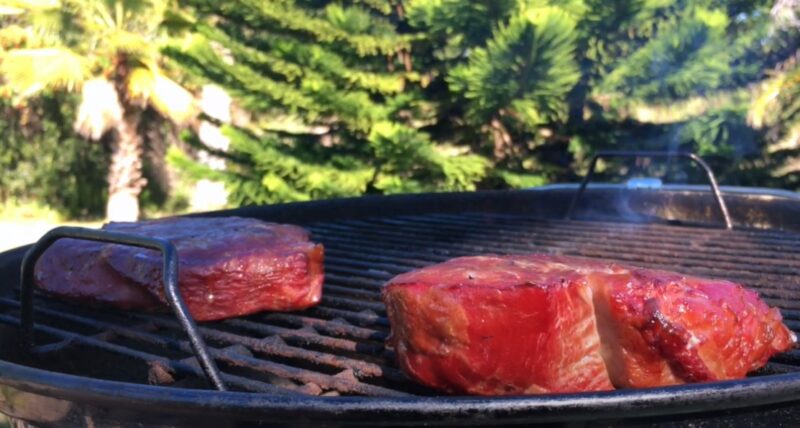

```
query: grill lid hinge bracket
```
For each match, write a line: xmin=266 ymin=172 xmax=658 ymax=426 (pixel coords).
xmin=565 ymin=151 xmax=733 ymax=230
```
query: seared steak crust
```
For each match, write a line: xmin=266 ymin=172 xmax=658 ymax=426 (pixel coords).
xmin=383 ymin=254 xmax=794 ymax=395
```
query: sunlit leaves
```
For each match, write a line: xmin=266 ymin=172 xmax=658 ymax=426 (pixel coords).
xmin=222 ymin=127 xmax=376 ymax=203
xmin=0 ymin=47 xmax=89 ymax=97
xmin=73 ymin=77 xmax=121 ymax=140
xmin=166 ymin=0 xmax=494 ymax=203
xmin=598 ymin=6 xmax=765 ymax=102
xmin=127 ymin=67 xmax=196 ymax=124
xmin=0 ymin=0 xmax=194 ymax=138
xmin=368 ymin=121 xmax=489 ymax=191
xmin=448 ymin=6 xmax=580 ymax=127
xmin=406 ymin=0 xmax=517 ymax=49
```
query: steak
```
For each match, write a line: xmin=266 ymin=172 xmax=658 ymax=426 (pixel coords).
xmin=34 ymin=217 xmax=324 ymax=321
xmin=382 ymin=254 xmax=795 ymax=395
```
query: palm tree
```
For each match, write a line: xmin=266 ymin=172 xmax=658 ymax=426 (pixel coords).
xmin=0 ymin=0 xmax=194 ymax=220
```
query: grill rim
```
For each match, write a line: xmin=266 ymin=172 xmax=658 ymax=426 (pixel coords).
xmin=196 ymin=187 xmax=800 ymax=230
xmin=3 ymin=187 xmax=800 ymax=425
xmin=3 ymin=359 xmax=800 ymax=424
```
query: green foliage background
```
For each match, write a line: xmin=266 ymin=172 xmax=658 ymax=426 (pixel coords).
xmin=2 ymin=0 xmax=800 ymax=216
xmin=164 ymin=0 xmax=800 ymax=207
xmin=0 ymin=95 xmax=108 ymax=218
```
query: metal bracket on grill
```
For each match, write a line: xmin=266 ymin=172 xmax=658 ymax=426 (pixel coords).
xmin=18 ymin=227 xmax=228 ymax=391
xmin=565 ymin=151 xmax=733 ymax=230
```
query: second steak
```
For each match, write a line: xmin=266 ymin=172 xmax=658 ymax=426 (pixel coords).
xmin=382 ymin=254 xmax=794 ymax=395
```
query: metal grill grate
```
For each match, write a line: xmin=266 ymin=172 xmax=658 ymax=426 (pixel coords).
xmin=2 ymin=212 xmax=800 ymax=396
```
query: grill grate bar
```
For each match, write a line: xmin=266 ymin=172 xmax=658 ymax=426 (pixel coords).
xmin=321 ymin=294 xmax=386 ymax=313
xmin=314 ymin=224 xmax=800 ymax=317
xmin=419 ymin=214 xmax=800 ymax=265
xmin=322 ymin=238 xmax=800 ymax=316
xmin=220 ymin=319 xmax=386 ymax=356
xmin=322 ymin=283 xmax=382 ymax=301
xmin=259 ymin=313 xmax=387 ymax=342
xmin=314 ymin=228 xmax=794 ymax=296
xmin=325 ymin=255 xmax=417 ymax=275
xmin=156 ymin=314 xmax=405 ymax=393
xmin=3 ymin=210 xmax=800 ymax=398
xmin=324 ymin=247 xmax=800 ymax=314
xmin=759 ymin=362 xmax=800 ymax=374
xmin=310 ymin=220 xmax=800 ymax=302
xmin=0 ymin=297 xmax=411 ymax=396
xmin=326 ymin=251 xmax=431 ymax=268
xmin=326 ymin=239 xmax=800 ymax=318
xmin=324 ymin=272 xmax=391 ymax=291
xmin=303 ymin=306 xmax=390 ymax=328
xmin=431 ymin=213 xmax=800 ymax=256
xmin=319 ymin=248 xmax=800 ymax=312
xmin=453 ymin=212 xmax=800 ymax=243
xmin=325 ymin=217 xmax=800 ymax=279
xmin=0 ymin=308 xmax=298 ymax=394
xmin=316 ymin=225 xmax=800 ymax=295
xmin=771 ymin=349 xmax=800 ymax=366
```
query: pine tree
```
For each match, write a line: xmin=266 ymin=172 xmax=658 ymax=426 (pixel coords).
xmin=747 ymin=0 xmax=800 ymax=188
xmin=445 ymin=5 xmax=581 ymax=176
xmin=168 ymin=0 xmax=800 ymax=204
xmin=578 ymin=0 xmax=793 ymax=184
xmin=166 ymin=0 xmax=490 ymax=205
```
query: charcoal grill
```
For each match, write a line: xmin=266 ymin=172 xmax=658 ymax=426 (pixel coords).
xmin=3 ymin=152 xmax=800 ymax=427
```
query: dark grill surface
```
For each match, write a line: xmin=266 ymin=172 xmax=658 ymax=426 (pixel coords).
xmin=2 ymin=211 xmax=800 ymax=397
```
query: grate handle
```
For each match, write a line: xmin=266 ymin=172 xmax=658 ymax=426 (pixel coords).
xmin=19 ymin=226 xmax=227 ymax=391
xmin=565 ymin=151 xmax=733 ymax=230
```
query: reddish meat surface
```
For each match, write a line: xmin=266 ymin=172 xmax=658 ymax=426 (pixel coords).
xmin=382 ymin=254 xmax=795 ymax=395
xmin=34 ymin=217 xmax=324 ymax=321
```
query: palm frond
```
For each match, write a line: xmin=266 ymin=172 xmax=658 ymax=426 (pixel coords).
xmin=0 ymin=25 xmax=29 ymax=49
xmin=126 ymin=66 xmax=155 ymax=106
xmin=74 ymin=77 xmax=122 ymax=140
xmin=0 ymin=47 xmax=89 ymax=97
xmin=104 ymin=29 xmax=151 ymax=58
xmin=0 ymin=6 xmax=25 ymax=15
xmin=1 ymin=0 xmax=60 ymax=11
xmin=6 ymin=0 xmax=70 ymax=47
xmin=147 ymin=69 xmax=196 ymax=124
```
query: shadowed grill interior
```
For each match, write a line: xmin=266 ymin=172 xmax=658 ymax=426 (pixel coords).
xmin=2 ymin=211 xmax=800 ymax=397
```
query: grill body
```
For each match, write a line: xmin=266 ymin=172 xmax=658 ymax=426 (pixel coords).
xmin=2 ymin=186 xmax=800 ymax=427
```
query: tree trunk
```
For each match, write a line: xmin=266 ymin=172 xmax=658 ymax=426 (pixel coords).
xmin=106 ymin=111 xmax=146 ymax=221
xmin=566 ymin=78 xmax=588 ymax=129
xmin=489 ymin=115 xmax=513 ymax=160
